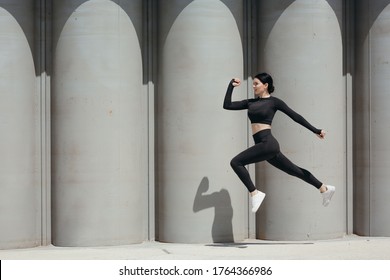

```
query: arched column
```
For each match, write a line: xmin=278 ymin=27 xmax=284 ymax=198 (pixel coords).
xmin=157 ymin=0 xmax=248 ymax=243
xmin=354 ymin=0 xmax=390 ymax=236
xmin=0 ymin=0 xmax=40 ymax=249
xmin=51 ymin=0 xmax=147 ymax=246
xmin=256 ymin=0 xmax=347 ymax=240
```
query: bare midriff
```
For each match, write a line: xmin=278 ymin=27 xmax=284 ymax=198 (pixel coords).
xmin=251 ymin=123 xmax=272 ymax=135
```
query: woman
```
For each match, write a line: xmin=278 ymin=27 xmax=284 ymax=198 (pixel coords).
xmin=223 ymin=73 xmax=335 ymax=213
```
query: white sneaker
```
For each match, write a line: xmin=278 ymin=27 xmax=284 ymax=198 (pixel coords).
xmin=251 ymin=191 xmax=266 ymax=213
xmin=322 ymin=185 xmax=335 ymax=207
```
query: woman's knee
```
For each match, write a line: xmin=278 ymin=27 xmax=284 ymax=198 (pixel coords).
xmin=230 ymin=157 xmax=241 ymax=169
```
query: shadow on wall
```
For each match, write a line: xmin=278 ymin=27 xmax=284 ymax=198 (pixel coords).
xmin=158 ymin=0 xmax=244 ymax=46
xmin=0 ymin=0 xmax=143 ymax=77
xmin=255 ymin=0 xmax=348 ymax=75
xmin=193 ymin=177 xmax=234 ymax=243
xmin=51 ymin=0 xmax=143 ymax=50
xmin=2 ymin=0 xmax=390 ymax=76
xmin=355 ymin=0 xmax=390 ymax=45
xmin=0 ymin=0 xmax=38 ymax=74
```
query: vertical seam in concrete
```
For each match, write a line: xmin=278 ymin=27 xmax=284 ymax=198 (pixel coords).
xmin=146 ymin=0 xmax=157 ymax=242
xmin=345 ymin=0 xmax=354 ymax=235
xmin=39 ymin=0 xmax=51 ymax=246
xmin=367 ymin=0 xmax=372 ymax=237
xmin=342 ymin=0 xmax=351 ymax=234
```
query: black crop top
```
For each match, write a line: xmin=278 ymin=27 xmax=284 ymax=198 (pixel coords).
xmin=223 ymin=81 xmax=321 ymax=134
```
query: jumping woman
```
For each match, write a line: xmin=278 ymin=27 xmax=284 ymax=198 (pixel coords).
xmin=223 ymin=73 xmax=335 ymax=213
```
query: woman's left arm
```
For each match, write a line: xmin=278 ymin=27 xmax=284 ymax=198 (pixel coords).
xmin=276 ymin=98 xmax=323 ymax=136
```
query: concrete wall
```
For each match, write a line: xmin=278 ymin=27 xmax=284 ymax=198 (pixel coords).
xmin=354 ymin=0 xmax=390 ymax=236
xmin=1 ymin=0 xmax=390 ymax=249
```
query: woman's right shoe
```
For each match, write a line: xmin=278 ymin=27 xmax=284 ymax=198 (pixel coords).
xmin=251 ymin=191 xmax=266 ymax=213
xmin=322 ymin=185 xmax=335 ymax=207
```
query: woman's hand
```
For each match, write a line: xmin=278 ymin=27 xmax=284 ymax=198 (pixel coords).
xmin=232 ymin=78 xmax=241 ymax=87
xmin=317 ymin=130 xmax=326 ymax=139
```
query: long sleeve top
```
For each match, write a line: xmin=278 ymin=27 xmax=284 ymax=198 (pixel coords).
xmin=223 ymin=81 xmax=321 ymax=134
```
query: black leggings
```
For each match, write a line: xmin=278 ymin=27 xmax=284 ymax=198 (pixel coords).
xmin=230 ymin=129 xmax=322 ymax=192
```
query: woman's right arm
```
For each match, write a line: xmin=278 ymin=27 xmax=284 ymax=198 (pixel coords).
xmin=223 ymin=78 xmax=248 ymax=110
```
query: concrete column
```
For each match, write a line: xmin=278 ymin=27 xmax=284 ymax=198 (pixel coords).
xmin=51 ymin=0 xmax=147 ymax=246
xmin=0 ymin=0 xmax=41 ymax=249
xmin=256 ymin=0 xmax=347 ymax=240
xmin=157 ymin=0 xmax=248 ymax=243
xmin=354 ymin=0 xmax=390 ymax=236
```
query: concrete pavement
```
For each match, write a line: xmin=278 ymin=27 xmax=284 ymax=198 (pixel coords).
xmin=1 ymin=235 xmax=389 ymax=260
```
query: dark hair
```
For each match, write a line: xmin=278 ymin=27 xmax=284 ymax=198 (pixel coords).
xmin=255 ymin=72 xmax=275 ymax=93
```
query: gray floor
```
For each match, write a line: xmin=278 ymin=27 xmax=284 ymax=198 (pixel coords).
xmin=1 ymin=235 xmax=389 ymax=260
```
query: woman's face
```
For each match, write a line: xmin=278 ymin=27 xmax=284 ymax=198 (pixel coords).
xmin=253 ymin=78 xmax=268 ymax=97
